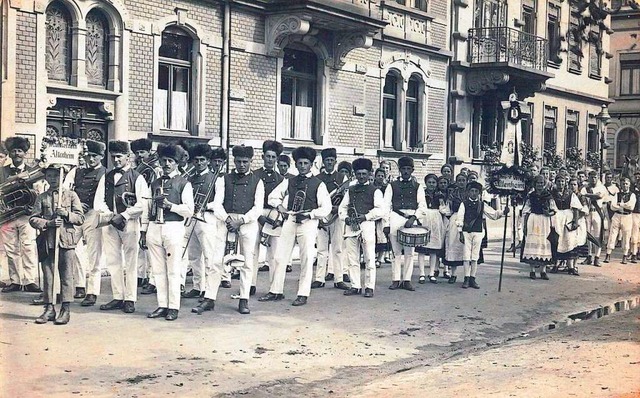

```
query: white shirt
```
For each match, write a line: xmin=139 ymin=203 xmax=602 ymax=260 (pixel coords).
xmin=140 ymin=169 xmax=194 ymax=231
xmin=268 ymin=172 xmax=331 ymax=220
xmin=212 ymin=171 xmax=264 ymax=224
xmin=382 ymin=179 xmax=428 ymax=219
xmin=456 ymin=199 xmax=502 ymax=232
xmin=338 ymin=182 xmax=386 ymax=222
xmin=94 ymin=165 xmax=150 ymax=221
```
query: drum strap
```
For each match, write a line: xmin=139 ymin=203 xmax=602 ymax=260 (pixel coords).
xmin=393 ymin=209 xmax=409 ymax=218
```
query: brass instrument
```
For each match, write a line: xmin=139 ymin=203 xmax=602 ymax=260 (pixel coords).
xmin=319 ymin=177 xmax=353 ymax=228
xmin=0 ymin=166 xmax=43 ymax=225
xmin=290 ymin=183 xmax=308 ymax=224
xmin=151 ymin=176 xmax=170 ymax=224
xmin=181 ymin=164 xmax=196 ymax=179
xmin=135 ymin=153 xmax=159 ymax=185
xmin=223 ymin=230 xmax=245 ymax=272
xmin=260 ymin=208 xmax=284 ymax=247
xmin=343 ymin=201 xmax=362 ymax=239
xmin=121 ymin=192 xmax=137 ymax=208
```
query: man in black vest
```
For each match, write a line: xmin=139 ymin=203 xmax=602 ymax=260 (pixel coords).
xmin=201 ymin=145 xmax=263 ymax=315
xmin=140 ymin=144 xmax=194 ymax=321
xmin=277 ymin=154 xmax=295 ymax=179
xmin=64 ymin=140 xmax=106 ymax=305
xmin=313 ymin=148 xmax=349 ymax=289
xmin=252 ymin=140 xmax=285 ymax=291
xmin=94 ymin=140 xmax=149 ymax=313
xmin=209 ymin=147 xmax=233 ymax=288
xmin=384 ymin=156 xmax=427 ymax=291
xmin=182 ymin=143 xmax=217 ymax=300
xmin=0 ymin=136 xmax=41 ymax=293
xmin=260 ymin=146 xmax=331 ymax=306
xmin=339 ymin=158 xmax=385 ymax=298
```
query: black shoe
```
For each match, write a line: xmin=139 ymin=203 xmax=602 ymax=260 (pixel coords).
xmin=220 ymin=281 xmax=232 ymax=289
xmin=631 ymin=255 xmax=638 ymax=264
xmin=81 ymin=294 xmax=97 ymax=307
xmin=550 ymin=266 xmax=559 ymax=274
xmin=462 ymin=276 xmax=470 ymax=288
xmin=292 ymin=296 xmax=307 ymax=306
xmin=1 ymin=283 xmax=21 ymax=293
xmin=250 ymin=286 xmax=256 ymax=296
xmin=469 ymin=277 xmax=480 ymax=289
xmin=122 ymin=300 xmax=135 ymax=314
xmin=540 ymin=272 xmax=549 ymax=280
xmin=311 ymin=281 xmax=325 ymax=289
xmin=324 ymin=273 xmax=334 ymax=281
xmin=343 ymin=274 xmax=351 ymax=283
xmin=31 ymin=294 xmax=45 ymax=305
xmin=231 ymin=272 xmax=240 ymax=280
xmin=141 ymin=284 xmax=157 ymax=295
xmin=192 ymin=299 xmax=215 ymax=315
xmin=100 ymin=299 xmax=124 ymax=311
xmin=622 ymin=255 xmax=628 ymax=265
xmin=402 ymin=281 xmax=415 ymax=291
xmin=0 ymin=281 xmax=5 ymax=288
xmin=447 ymin=275 xmax=457 ymax=284
xmin=360 ymin=262 xmax=366 ymax=270
xmin=389 ymin=281 xmax=401 ymax=290
xmin=23 ymin=283 xmax=42 ymax=293
xmin=529 ymin=272 xmax=537 ymax=280
xmin=165 ymin=309 xmax=179 ymax=321
xmin=181 ymin=289 xmax=201 ymax=299
xmin=593 ymin=257 xmax=601 ymax=267
xmin=343 ymin=288 xmax=361 ymax=296
xmin=74 ymin=287 xmax=86 ymax=299
xmin=238 ymin=299 xmax=250 ymax=314
xmin=418 ymin=275 xmax=426 ymax=284
xmin=137 ymin=277 xmax=145 ymax=287
xmin=148 ymin=307 xmax=169 ymax=318
xmin=434 ymin=269 xmax=440 ymax=278
xmin=363 ymin=288 xmax=374 ymax=298
xmin=568 ymin=268 xmax=580 ymax=276
xmin=603 ymin=254 xmax=610 ymax=263
xmin=442 ymin=272 xmax=451 ymax=280
xmin=334 ymin=282 xmax=349 ymax=290
xmin=54 ymin=304 xmax=70 ymax=325
xmin=581 ymin=256 xmax=593 ymax=265
xmin=35 ymin=304 xmax=56 ymax=324
xmin=258 ymin=292 xmax=285 ymax=302
xmin=258 ymin=264 xmax=270 ymax=272
xmin=429 ymin=276 xmax=438 ymax=284
xmin=286 ymin=265 xmax=293 ymax=273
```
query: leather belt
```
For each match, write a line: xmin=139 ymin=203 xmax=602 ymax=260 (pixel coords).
xmin=615 ymin=211 xmax=631 ymax=215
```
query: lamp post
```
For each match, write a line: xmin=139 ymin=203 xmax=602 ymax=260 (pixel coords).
xmin=597 ymin=104 xmax=611 ymax=179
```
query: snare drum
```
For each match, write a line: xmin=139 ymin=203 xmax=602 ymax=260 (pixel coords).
xmin=397 ymin=227 xmax=430 ymax=247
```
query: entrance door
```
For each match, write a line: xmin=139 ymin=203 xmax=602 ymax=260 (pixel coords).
xmin=46 ymin=99 xmax=109 ymax=147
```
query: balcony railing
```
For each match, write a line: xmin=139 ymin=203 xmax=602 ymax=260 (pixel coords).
xmin=468 ymin=27 xmax=548 ymax=71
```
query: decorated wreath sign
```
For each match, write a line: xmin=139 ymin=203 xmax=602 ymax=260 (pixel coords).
xmin=487 ymin=166 xmax=528 ymax=196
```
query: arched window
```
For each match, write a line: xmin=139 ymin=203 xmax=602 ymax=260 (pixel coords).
xmin=382 ymin=72 xmax=399 ymax=148
xmin=616 ymin=128 xmax=640 ymax=168
xmin=381 ymin=69 xmax=426 ymax=151
xmin=85 ymin=9 xmax=109 ymax=88
xmin=156 ymin=27 xmax=193 ymax=132
xmin=45 ymin=1 xmax=72 ymax=83
xmin=279 ymin=45 xmax=318 ymax=141
xmin=406 ymin=75 xmax=421 ymax=149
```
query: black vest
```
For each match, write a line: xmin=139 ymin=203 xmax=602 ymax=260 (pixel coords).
xmin=105 ymin=168 xmax=141 ymax=214
xmin=222 ymin=172 xmax=261 ymax=214
xmin=527 ymin=190 xmax=553 ymax=215
xmin=390 ymin=179 xmax=419 ymax=210
xmin=255 ymin=168 xmax=284 ymax=208
xmin=287 ymin=175 xmax=321 ymax=211
xmin=150 ymin=174 xmax=188 ymax=222
xmin=462 ymin=199 xmax=484 ymax=233
xmin=552 ymin=190 xmax=573 ymax=211
xmin=189 ymin=171 xmax=216 ymax=205
xmin=74 ymin=166 xmax=106 ymax=208
xmin=317 ymin=171 xmax=343 ymax=193
xmin=349 ymin=183 xmax=377 ymax=215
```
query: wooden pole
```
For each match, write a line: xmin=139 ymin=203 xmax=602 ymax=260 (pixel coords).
xmin=498 ymin=196 xmax=509 ymax=292
xmin=512 ymin=198 xmax=517 ymax=258
xmin=52 ymin=167 xmax=63 ymax=303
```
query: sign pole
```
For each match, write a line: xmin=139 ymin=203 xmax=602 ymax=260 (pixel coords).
xmin=498 ymin=196 xmax=509 ymax=292
xmin=512 ymin=199 xmax=517 ymax=258
xmin=53 ymin=167 xmax=63 ymax=303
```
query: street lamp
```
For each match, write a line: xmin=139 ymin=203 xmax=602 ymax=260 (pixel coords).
xmin=597 ymin=104 xmax=611 ymax=179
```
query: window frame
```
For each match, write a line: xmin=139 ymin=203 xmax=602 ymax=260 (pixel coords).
xmin=522 ymin=0 xmax=536 ymax=35
xmin=45 ymin=1 xmax=73 ymax=84
xmin=565 ymin=109 xmax=579 ymax=154
xmin=588 ymin=28 xmax=603 ymax=79
xmin=521 ymin=102 xmax=534 ymax=146
xmin=85 ymin=9 xmax=110 ymax=89
xmin=567 ymin=1 xmax=583 ymax=74
xmin=382 ymin=72 xmax=400 ymax=149
xmin=543 ymin=105 xmax=557 ymax=151
xmin=546 ymin=2 xmax=561 ymax=66
xmin=620 ymin=60 xmax=640 ymax=96
xmin=616 ymin=128 xmax=640 ymax=168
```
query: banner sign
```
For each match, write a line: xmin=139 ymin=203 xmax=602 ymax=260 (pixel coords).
xmin=43 ymin=144 xmax=81 ymax=166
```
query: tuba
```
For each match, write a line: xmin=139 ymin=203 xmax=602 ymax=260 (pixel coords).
xmin=290 ymin=183 xmax=308 ymax=224
xmin=136 ymin=153 xmax=159 ymax=185
xmin=0 ymin=166 xmax=43 ymax=225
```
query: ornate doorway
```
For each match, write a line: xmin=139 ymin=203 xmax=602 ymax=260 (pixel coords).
xmin=46 ymin=98 xmax=110 ymax=145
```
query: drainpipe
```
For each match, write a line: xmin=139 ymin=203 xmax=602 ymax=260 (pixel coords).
xmin=221 ymin=0 xmax=231 ymax=172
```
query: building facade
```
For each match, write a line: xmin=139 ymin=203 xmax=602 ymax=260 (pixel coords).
xmin=1 ymin=0 xmax=452 ymax=175
xmin=448 ymin=0 xmax=611 ymax=175
xmin=606 ymin=0 xmax=640 ymax=171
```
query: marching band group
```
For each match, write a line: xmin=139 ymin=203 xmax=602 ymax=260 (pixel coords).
xmin=0 ymin=136 xmax=634 ymax=325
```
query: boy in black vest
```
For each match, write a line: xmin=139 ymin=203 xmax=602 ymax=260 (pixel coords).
xmin=94 ymin=140 xmax=149 ymax=313
xmin=456 ymin=181 xmax=506 ymax=289
xmin=140 ymin=144 xmax=194 ymax=321
xmin=339 ymin=158 xmax=385 ymax=298
xmin=203 ymin=145 xmax=263 ymax=315
xmin=208 ymin=147 xmax=233 ymax=288
xmin=260 ymin=146 xmax=331 ymax=306
xmin=64 ymin=139 xmax=106 ymax=305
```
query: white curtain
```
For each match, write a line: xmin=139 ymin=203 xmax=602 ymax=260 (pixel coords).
xmin=278 ymin=104 xmax=292 ymax=139
xmin=171 ymin=91 xmax=189 ymax=131
xmin=295 ymin=106 xmax=313 ymax=140
xmin=155 ymin=90 xmax=169 ymax=129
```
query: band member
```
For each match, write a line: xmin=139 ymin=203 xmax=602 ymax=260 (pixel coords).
xmin=605 ymin=177 xmax=636 ymax=264
xmin=457 ymin=181 xmax=505 ymax=289
xmin=339 ymin=158 xmax=385 ymax=297
xmin=193 ymin=145 xmax=263 ymax=315
xmin=260 ymin=146 xmax=331 ymax=306
xmin=0 ymin=136 xmax=41 ymax=293
xmin=384 ymin=156 xmax=427 ymax=291
xmin=182 ymin=144 xmax=218 ymax=300
xmin=522 ymin=175 xmax=557 ymax=280
xmin=252 ymin=140 xmax=285 ymax=291
xmin=337 ymin=161 xmax=353 ymax=180
xmin=30 ymin=165 xmax=84 ymax=325
xmin=580 ymin=170 xmax=608 ymax=266
xmin=209 ymin=147 xmax=233 ymax=288
xmin=62 ymin=140 xmax=106 ymax=305
xmin=630 ymin=171 xmax=640 ymax=263
xmin=374 ymin=168 xmax=390 ymax=268
xmin=140 ymin=144 xmax=194 ymax=321
xmin=313 ymin=148 xmax=348 ymax=289
xmin=94 ymin=140 xmax=148 ymax=313
xmin=277 ymin=154 xmax=294 ymax=179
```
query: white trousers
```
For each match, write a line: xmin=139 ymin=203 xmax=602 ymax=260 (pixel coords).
xmin=270 ymin=217 xmax=319 ymax=297
xmin=77 ymin=209 xmax=103 ymax=291
xmin=147 ymin=221 xmax=185 ymax=309
xmin=389 ymin=212 xmax=416 ymax=282
xmin=462 ymin=231 xmax=483 ymax=261
xmin=315 ymin=219 xmax=344 ymax=282
xmin=252 ymin=210 xmax=279 ymax=288
xmin=586 ymin=210 xmax=603 ymax=258
xmin=187 ymin=217 xmax=217 ymax=292
xmin=0 ymin=215 xmax=38 ymax=285
xmin=102 ymin=219 xmax=139 ymax=301
xmin=344 ymin=220 xmax=376 ymax=290
xmin=631 ymin=213 xmax=640 ymax=254
xmin=607 ymin=213 xmax=632 ymax=255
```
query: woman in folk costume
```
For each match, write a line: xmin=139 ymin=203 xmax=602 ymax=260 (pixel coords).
xmin=568 ymin=178 xmax=590 ymax=274
xmin=417 ymin=174 xmax=449 ymax=284
xmin=373 ymin=167 xmax=390 ymax=268
xmin=551 ymin=175 xmax=583 ymax=275
xmin=443 ymin=173 xmax=468 ymax=284
xmin=437 ymin=176 xmax=452 ymax=278
xmin=522 ymin=175 xmax=557 ymax=280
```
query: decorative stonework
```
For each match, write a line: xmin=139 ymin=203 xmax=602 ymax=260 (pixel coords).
xmin=86 ymin=11 xmax=108 ymax=87
xmin=333 ymin=31 xmax=374 ymax=68
xmin=466 ymin=70 xmax=510 ymax=96
xmin=408 ymin=16 xmax=426 ymax=36
xmin=379 ymin=53 xmax=432 ymax=84
xmin=45 ymin=3 xmax=71 ymax=82
xmin=386 ymin=10 xmax=405 ymax=30
xmin=265 ymin=15 xmax=311 ymax=57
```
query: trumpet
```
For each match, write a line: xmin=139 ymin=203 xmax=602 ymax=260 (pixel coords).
xmin=344 ymin=202 xmax=362 ymax=239
xmin=223 ymin=230 xmax=245 ymax=271
xmin=151 ymin=176 xmax=170 ymax=224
